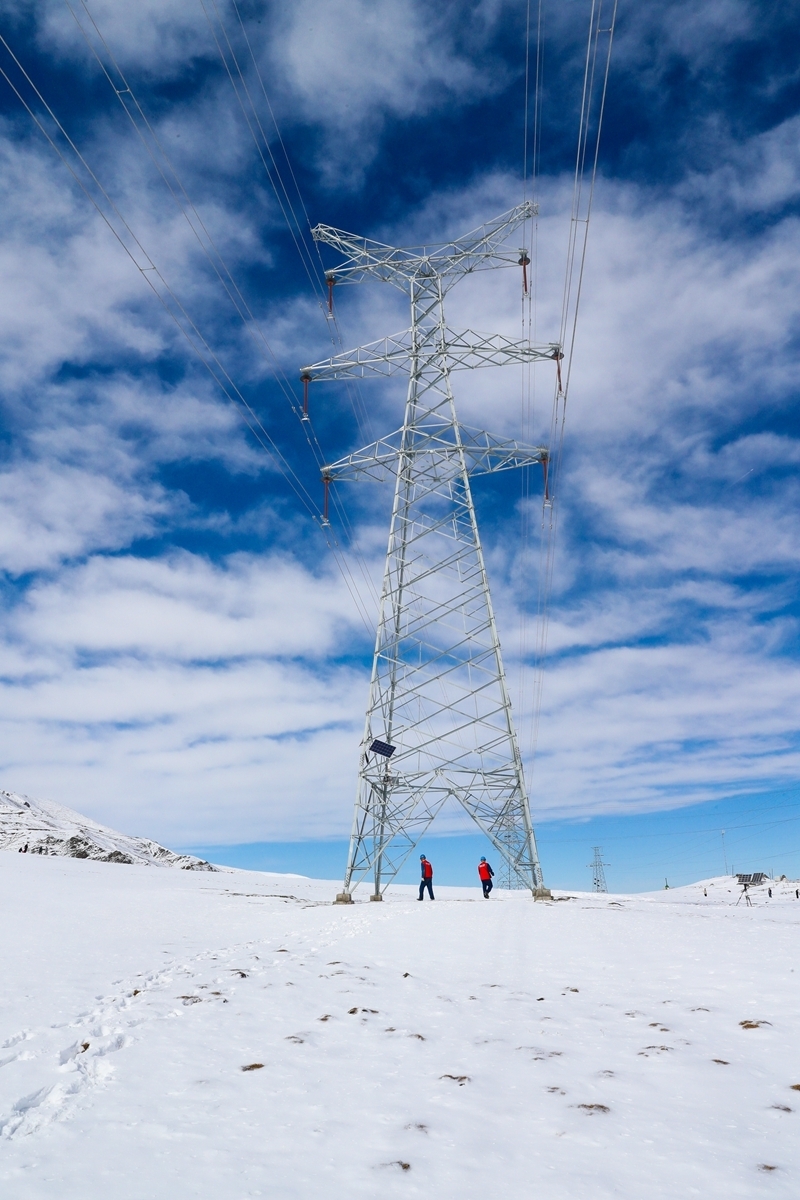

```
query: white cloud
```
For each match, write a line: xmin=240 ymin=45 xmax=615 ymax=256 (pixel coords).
xmin=12 ymin=550 xmax=361 ymax=659
xmin=527 ymin=632 xmax=800 ymax=821
xmin=0 ymin=462 xmax=173 ymax=574
xmin=680 ymin=114 xmax=800 ymax=214
xmin=610 ymin=0 xmax=755 ymax=74
xmin=31 ymin=0 xmax=215 ymax=76
xmin=0 ymin=549 xmax=369 ymax=843
xmin=0 ymin=137 xmax=161 ymax=390
xmin=0 ymin=120 xmax=298 ymax=577
xmin=269 ymin=0 xmax=507 ymax=180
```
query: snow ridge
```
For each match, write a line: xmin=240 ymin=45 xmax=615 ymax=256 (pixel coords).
xmin=0 ymin=790 xmax=216 ymax=870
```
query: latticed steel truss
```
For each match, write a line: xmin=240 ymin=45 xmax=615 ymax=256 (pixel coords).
xmin=301 ymin=202 xmax=557 ymax=897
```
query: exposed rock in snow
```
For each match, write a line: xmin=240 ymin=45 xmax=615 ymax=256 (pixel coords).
xmin=0 ymin=790 xmax=217 ymax=870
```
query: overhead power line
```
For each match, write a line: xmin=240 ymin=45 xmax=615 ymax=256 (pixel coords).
xmin=0 ymin=15 xmax=380 ymax=634
xmin=522 ymin=0 xmax=618 ymax=774
xmin=197 ymin=0 xmax=381 ymax=610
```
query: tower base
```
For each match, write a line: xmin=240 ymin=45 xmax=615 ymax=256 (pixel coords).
xmin=370 ymin=893 xmax=383 ymax=901
xmin=533 ymin=887 xmax=553 ymax=901
xmin=334 ymin=892 xmax=354 ymax=905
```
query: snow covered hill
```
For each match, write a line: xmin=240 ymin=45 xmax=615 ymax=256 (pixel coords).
xmin=1 ymin=859 xmax=799 ymax=1199
xmin=0 ymin=790 xmax=215 ymax=870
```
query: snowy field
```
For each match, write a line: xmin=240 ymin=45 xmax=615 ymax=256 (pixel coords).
xmin=1 ymin=855 xmax=799 ymax=1199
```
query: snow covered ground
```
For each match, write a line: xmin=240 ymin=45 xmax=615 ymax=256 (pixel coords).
xmin=1 ymin=856 xmax=798 ymax=1199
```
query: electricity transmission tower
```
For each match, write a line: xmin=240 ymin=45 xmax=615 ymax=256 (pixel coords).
xmin=300 ymin=203 xmax=561 ymax=901
xmin=589 ymin=847 xmax=608 ymax=893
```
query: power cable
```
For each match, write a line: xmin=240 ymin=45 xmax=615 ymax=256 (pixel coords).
xmin=525 ymin=0 xmax=618 ymax=769
xmin=542 ymin=810 xmax=800 ymax=847
xmin=198 ymin=0 xmax=381 ymax=612
xmin=69 ymin=0 xmax=380 ymax=629
xmin=224 ymin=0 xmax=381 ymax=458
xmin=68 ymin=3 xmax=306 ymax=420
xmin=200 ymin=0 xmax=376 ymax=441
xmin=517 ymin=0 xmax=544 ymax=748
xmin=0 ymin=36 xmax=309 ymax=503
xmin=0 ymin=27 xmax=378 ymax=635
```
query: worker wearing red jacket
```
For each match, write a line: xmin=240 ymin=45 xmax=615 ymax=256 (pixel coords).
xmin=418 ymin=854 xmax=434 ymax=901
xmin=478 ymin=856 xmax=494 ymax=898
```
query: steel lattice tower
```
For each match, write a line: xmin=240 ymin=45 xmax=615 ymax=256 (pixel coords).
xmin=589 ymin=847 xmax=608 ymax=893
xmin=301 ymin=203 xmax=560 ymax=900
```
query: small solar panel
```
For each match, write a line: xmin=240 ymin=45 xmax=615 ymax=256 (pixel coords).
xmin=736 ymin=872 xmax=766 ymax=886
xmin=369 ymin=739 xmax=396 ymax=758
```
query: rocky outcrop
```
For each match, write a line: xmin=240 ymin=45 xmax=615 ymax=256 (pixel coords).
xmin=0 ymin=790 xmax=217 ymax=870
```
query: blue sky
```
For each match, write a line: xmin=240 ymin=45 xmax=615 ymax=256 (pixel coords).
xmin=0 ymin=0 xmax=799 ymax=890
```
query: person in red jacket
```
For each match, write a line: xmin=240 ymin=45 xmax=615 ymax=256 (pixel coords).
xmin=478 ymin=856 xmax=494 ymax=898
xmin=418 ymin=854 xmax=434 ymax=900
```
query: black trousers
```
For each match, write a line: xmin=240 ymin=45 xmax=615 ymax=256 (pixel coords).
xmin=419 ymin=878 xmax=434 ymax=900
xmin=482 ymin=878 xmax=493 ymax=897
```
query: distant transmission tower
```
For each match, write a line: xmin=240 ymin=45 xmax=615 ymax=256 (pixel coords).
xmin=589 ymin=846 xmax=608 ymax=893
xmin=301 ymin=204 xmax=561 ymax=901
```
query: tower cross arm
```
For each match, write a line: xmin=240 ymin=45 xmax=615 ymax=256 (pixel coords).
xmin=312 ymin=202 xmax=537 ymax=290
xmin=300 ymin=327 xmax=561 ymax=382
xmin=458 ymin=426 xmax=549 ymax=476
xmin=301 ymin=329 xmax=418 ymax=381
xmin=322 ymin=425 xmax=548 ymax=484
xmin=443 ymin=329 xmax=561 ymax=372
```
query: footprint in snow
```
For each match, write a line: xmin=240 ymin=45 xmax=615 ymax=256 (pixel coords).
xmin=1 ymin=1034 xmax=126 ymax=1139
xmin=1 ymin=1030 xmax=33 ymax=1050
xmin=58 ymin=1041 xmax=91 ymax=1065
xmin=0 ymin=1079 xmax=81 ymax=1138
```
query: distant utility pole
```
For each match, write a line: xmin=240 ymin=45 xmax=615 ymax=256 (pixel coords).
xmin=589 ymin=846 xmax=608 ymax=893
xmin=721 ymin=830 xmax=728 ymax=875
